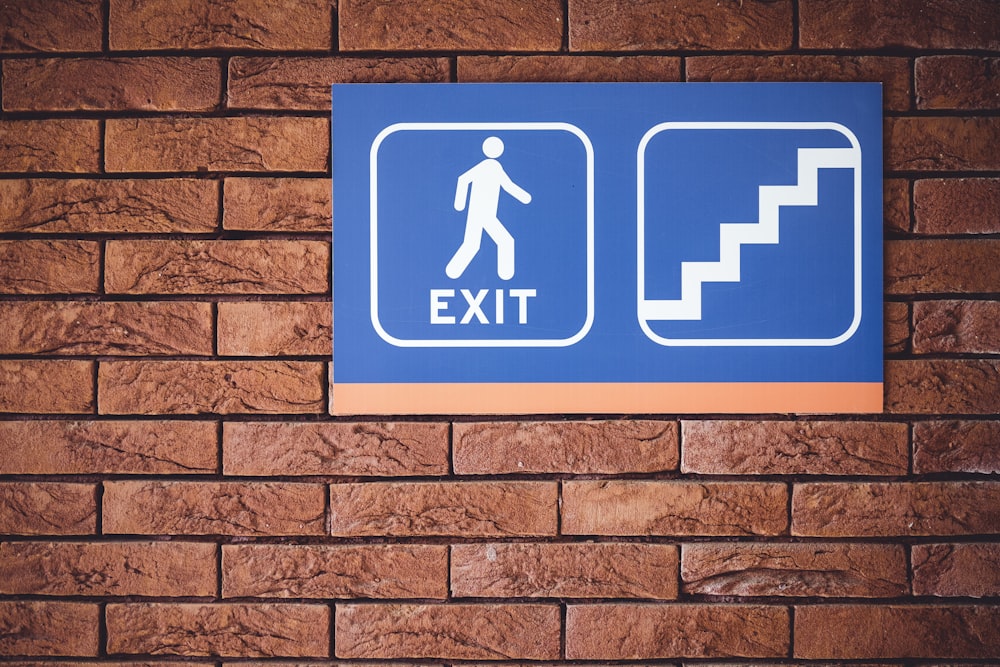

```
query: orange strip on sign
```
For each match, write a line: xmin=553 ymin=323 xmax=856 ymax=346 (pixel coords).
xmin=330 ymin=382 xmax=883 ymax=415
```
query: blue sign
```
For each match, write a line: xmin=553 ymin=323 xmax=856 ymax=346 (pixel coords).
xmin=332 ymin=83 xmax=882 ymax=415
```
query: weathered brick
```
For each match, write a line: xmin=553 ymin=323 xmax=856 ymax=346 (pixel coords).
xmin=687 ymin=55 xmax=910 ymax=111
xmin=0 ymin=420 xmax=216 ymax=475
xmin=223 ymin=178 xmax=329 ymax=231
xmin=885 ymin=301 xmax=910 ymax=354
xmin=887 ymin=117 xmax=1000 ymax=171
xmin=230 ymin=57 xmax=449 ymax=110
xmin=0 ymin=0 xmax=102 ymax=52
xmin=917 ymin=56 xmax=1000 ymax=110
xmin=562 ymin=481 xmax=787 ymax=536
xmin=0 ymin=240 xmax=99 ymax=294
xmin=103 ymin=481 xmax=326 ymax=536
xmin=914 ymin=420 xmax=1000 ymax=474
xmin=0 ymin=360 xmax=94 ymax=414
xmin=105 ymin=117 xmax=328 ymax=172
xmin=3 ymin=57 xmax=221 ymax=111
xmin=329 ymin=482 xmax=557 ymax=537
xmin=883 ymin=178 xmax=911 ymax=233
xmin=224 ymin=421 xmax=448 ymax=476
xmin=569 ymin=0 xmax=793 ymax=51
xmin=681 ymin=420 xmax=908 ymax=476
xmin=0 ymin=483 xmax=97 ymax=535
xmin=0 ymin=302 xmax=213 ymax=356
xmin=681 ymin=543 xmax=907 ymax=597
xmin=566 ymin=604 xmax=789 ymax=659
xmin=914 ymin=178 xmax=1000 ymax=235
xmin=0 ymin=179 xmax=219 ymax=233
xmin=99 ymin=361 xmax=325 ymax=415
xmin=913 ymin=300 xmax=1000 ymax=354
xmin=795 ymin=605 xmax=1000 ymax=658
xmin=217 ymin=302 xmax=330 ymax=356
xmin=223 ymin=544 xmax=448 ymax=599
xmin=0 ymin=602 xmax=99 ymax=656
xmin=0 ymin=120 xmax=100 ymax=172
xmin=792 ymin=481 xmax=1000 ymax=537
xmin=336 ymin=604 xmax=560 ymax=660
xmin=451 ymin=543 xmax=678 ymax=599
xmin=800 ymin=0 xmax=1000 ymax=49
xmin=886 ymin=240 xmax=1000 ymax=294
xmin=453 ymin=420 xmax=678 ymax=475
xmin=458 ymin=55 xmax=681 ymax=82
xmin=341 ymin=0 xmax=562 ymax=51
xmin=105 ymin=240 xmax=328 ymax=295
xmin=0 ymin=542 xmax=216 ymax=596
xmin=886 ymin=359 xmax=1000 ymax=415
xmin=912 ymin=543 xmax=1000 ymax=597
xmin=109 ymin=0 xmax=335 ymax=51
xmin=106 ymin=603 xmax=330 ymax=657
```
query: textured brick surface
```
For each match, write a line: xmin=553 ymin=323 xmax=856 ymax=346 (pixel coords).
xmin=886 ymin=240 xmax=1000 ymax=294
xmin=223 ymin=178 xmax=329 ymax=231
xmin=103 ymin=481 xmax=326 ymax=536
xmin=884 ymin=302 xmax=910 ymax=354
xmin=914 ymin=178 xmax=1000 ymax=234
xmin=886 ymin=359 xmax=1000 ymax=414
xmin=224 ymin=421 xmax=448 ymax=476
xmin=458 ymin=55 xmax=681 ymax=82
xmin=0 ymin=420 xmax=216 ymax=475
xmin=917 ymin=56 xmax=1000 ymax=109
xmin=913 ymin=300 xmax=1000 ymax=354
xmin=887 ymin=117 xmax=1000 ymax=171
xmin=912 ymin=543 xmax=1000 ymax=597
xmin=224 ymin=544 xmax=448 ymax=599
xmin=217 ymin=302 xmax=331 ymax=356
xmin=883 ymin=178 xmax=911 ymax=233
xmin=0 ymin=360 xmax=94 ymax=414
xmin=0 ymin=602 xmax=99 ymax=656
xmin=562 ymin=481 xmax=788 ymax=536
xmin=0 ymin=483 xmax=97 ymax=536
xmin=0 ymin=0 xmax=102 ymax=53
xmin=336 ymin=604 xmax=561 ymax=660
xmin=0 ymin=120 xmax=100 ymax=172
xmin=451 ymin=543 xmax=678 ymax=599
xmin=453 ymin=420 xmax=677 ymax=474
xmin=681 ymin=543 xmax=907 ymax=597
xmin=0 ymin=240 xmax=99 ymax=294
xmin=913 ymin=420 xmax=1000 ymax=474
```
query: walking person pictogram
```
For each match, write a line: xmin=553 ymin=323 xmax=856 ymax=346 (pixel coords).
xmin=447 ymin=136 xmax=532 ymax=280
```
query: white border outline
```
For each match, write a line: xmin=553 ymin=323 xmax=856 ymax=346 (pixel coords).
xmin=370 ymin=122 xmax=595 ymax=348
xmin=636 ymin=121 xmax=863 ymax=347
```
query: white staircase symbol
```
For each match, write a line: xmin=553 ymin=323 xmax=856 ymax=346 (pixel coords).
xmin=640 ymin=146 xmax=860 ymax=321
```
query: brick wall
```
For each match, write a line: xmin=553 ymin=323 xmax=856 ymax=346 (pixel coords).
xmin=1 ymin=0 xmax=999 ymax=660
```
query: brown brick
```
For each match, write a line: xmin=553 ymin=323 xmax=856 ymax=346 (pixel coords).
xmin=566 ymin=604 xmax=789 ymax=659
xmin=682 ymin=543 xmax=907 ymax=598
xmin=106 ymin=603 xmax=330 ymax=657
xmin=0 ymin=602 xmax=99 ymax=656
xmin=0 ymin=360 xmax=94 ymax=414
xmin=687 ymin=55 xmax=910 ymax=111
xmin=341 ymin=0 xmax=562 ymax=51
xmin=562 ymin=481 xmax=787 ymax=536
xmin=105 ymin=117 xmax=328 ymax=172
xmin=3 ymin=57 xmax=221 ymax=111
xmin=329 ymin=482 xmax=557 ymax=537
xmin=223 ymin=178 xmax=329 ymax=231
xmin=103 ymin=481 xmax=326 ymax=536
xmin=886 ymin=240 xmax=1000 ymax=294
xmin=0 ymin=420 xmax=216 ymax=475
xmin=914 ymin=300 xmax=1000 ymax=354
xmin=451 ymin=543 xmax=679 ymax=599
xmin=886 ymin=359 xmax=1000 ymax=415
xmin=336 ymin=603 xmax=560 ymax=660
xmin=569 ymin=0 xmax=793 ymax=51
xmin=795 ymin=604 xmax=1000 ymax=658
xmin=0 ymin=179 xmax=219 ymax=233
xmin=917 ymin=56 xmax=1000 ymax=110
xmin=885 ymin=301 xmax=910 ymax=354
xmin=105 ymin=240 xmax=328 ymax=295
xmin=914 ymin=420 xmax=1000 ymax=474
xmin=0 ymin=302 xmax=213 ymax=356
xmin=453 ymin=420 xmax=678 ymax=475
xmin=681 ymin=420 xmax=908 ymax=476
xmin=230 ymin=57 xmax=449 ymax=110
xmin=883 ymin=178 xmax=910 ymax=233
xmin=887 ymin=117 xmax=1000 ymax=171
xmin=0 ymin=0 xmax=102 ymax=53
xmin=0 ymin=240 xmax=100 ymax=294
xmin=224 ymin=421 xmax=448 ymax=476
xmin=459 ymin=55 xmax=681 ymax=82
xmin=914 ymin=178 xmax=1000 ymax=235
xmin=224 ymin=544 xmax=448 ymax=599
xmin=0 ymin=483 xmax=97 ymax=535
xmin=217 ymin=302 xmax=330 ymax=356
xmin=913 ymin=543 xmax=1000 ymax=597
xmin=792 ymin=481 xmax=1000 ymax=537
xmin=109 ymin=0 xmax=334 ymax=51
xmin=0 ymin=120 xmax=100 ymax=172
xmin=0 ymin=542 xmax=216 ymax=596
